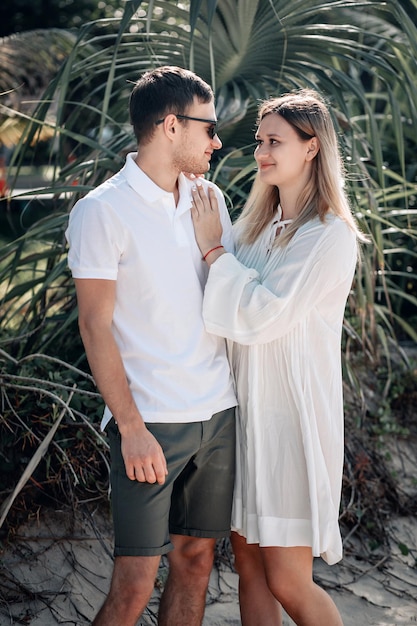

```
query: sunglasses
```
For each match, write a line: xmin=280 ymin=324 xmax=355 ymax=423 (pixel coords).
xmin=155 ymin=114 xmax=218 ymax=139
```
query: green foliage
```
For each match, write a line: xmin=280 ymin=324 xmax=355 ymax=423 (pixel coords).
xmin=0 ymin=0 xmax=416 ymax=538
xmin=0 ymin=0 xmax=122 ymax=37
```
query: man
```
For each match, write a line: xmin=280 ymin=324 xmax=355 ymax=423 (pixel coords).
xmin=65 ymin=66 xmax=236 ymax=626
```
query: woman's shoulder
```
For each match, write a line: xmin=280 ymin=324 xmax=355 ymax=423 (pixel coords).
xmin=304 ymin=212 xmax=355 ymax=239
xmin=325 ymin=212 xmax=357 ymax=241
xmin=291 ymin=213 xmax=357 ymax=264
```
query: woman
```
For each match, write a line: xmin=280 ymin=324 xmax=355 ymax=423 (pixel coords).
xmin=190 ymin=89 xmax=365 ymax=626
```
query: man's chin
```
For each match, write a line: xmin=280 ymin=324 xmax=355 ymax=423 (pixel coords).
xmin=193 ymin=166 xmax=210 ymax=176
xmin=181 ymin=162 xmax=210 ymax=176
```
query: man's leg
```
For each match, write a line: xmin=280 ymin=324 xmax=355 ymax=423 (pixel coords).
xmin=102 ymin=419 xmax=169 ymax=625
xmin=158 ymin=408 xmax=236 ymax=626
xmin=158 ymin=534 xmax=216 ymax=626
xmin=93 ymin=554 xmax=160 ymax=626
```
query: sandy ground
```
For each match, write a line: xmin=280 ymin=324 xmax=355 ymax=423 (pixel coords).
xmin=1 ymin=507 xmax=416 ymax=626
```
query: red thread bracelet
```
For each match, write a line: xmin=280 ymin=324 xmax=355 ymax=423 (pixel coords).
xmin=202 ymin=245 xmax=224 ymax=261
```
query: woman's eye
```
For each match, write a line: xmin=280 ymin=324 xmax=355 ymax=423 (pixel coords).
xmin=255 ymin=138 xmax=279 ymax=147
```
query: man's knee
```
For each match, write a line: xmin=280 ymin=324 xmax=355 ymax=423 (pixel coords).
xmin=93 ymin=557 xmax=160 ymax=626
xmin=110 ymin=555 xmax=160 ymax=599
xmin=169 ymin=535 xmax=216 ymax=579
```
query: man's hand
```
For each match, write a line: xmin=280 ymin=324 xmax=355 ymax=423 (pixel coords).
xmin=120 ymin=424 xmax=168 ymax=485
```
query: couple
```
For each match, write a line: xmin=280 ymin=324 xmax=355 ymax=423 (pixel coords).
xmin=66 ymin=66 xmax=363 ymax=626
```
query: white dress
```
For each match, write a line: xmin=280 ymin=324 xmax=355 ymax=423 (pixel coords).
xmin=202 ymin=211 xmax=357 ymax=565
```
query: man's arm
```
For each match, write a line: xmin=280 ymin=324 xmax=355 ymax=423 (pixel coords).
xmin=75 ymin=278 xmax=168 ymax=484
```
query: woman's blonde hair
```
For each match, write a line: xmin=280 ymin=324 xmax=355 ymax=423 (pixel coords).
xmin=236 ymin=88 xmax=365 ymax=246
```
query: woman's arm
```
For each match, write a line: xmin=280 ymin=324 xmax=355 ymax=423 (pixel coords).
xmin=202 ymin=219 xmax=357 ymax=345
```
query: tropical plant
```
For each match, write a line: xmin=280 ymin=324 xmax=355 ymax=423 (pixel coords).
xmin=0 ymin=0 xmax=416 ymax=542
xmin=2 ymin=0 xmax=416 ymax=348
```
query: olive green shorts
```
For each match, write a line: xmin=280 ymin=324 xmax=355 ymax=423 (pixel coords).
xmin=106 ymin=407 xmax=236 ymax=557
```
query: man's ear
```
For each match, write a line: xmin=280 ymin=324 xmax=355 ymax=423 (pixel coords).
xmin=166 ymin=114 xmax=178 ymax=138
xmin=306 ymin=136 xmax=320 ymax=160
xmin=158 ymin=114 xmax=177 ymax=141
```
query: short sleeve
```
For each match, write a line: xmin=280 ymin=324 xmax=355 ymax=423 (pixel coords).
xmin=65 ymin=197 xmax=126 ymax=280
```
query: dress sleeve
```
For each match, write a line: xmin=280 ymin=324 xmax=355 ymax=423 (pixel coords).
xmin=202 ymin=218 xmax=357 ymax=345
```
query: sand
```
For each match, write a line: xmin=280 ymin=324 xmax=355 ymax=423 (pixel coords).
xmin=1 ymin=507 xmax=416 ymax=625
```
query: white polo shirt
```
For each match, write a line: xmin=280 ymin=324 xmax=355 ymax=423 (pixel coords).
xmin=66 ymin=153 xmax=236 ymax=430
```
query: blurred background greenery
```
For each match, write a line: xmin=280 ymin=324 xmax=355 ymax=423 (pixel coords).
xmin=0 ymin=0 xmax=416 ymax=554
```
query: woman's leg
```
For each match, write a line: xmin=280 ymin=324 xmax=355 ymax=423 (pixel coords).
xmin=231 ymin=531 xmax=282 ymax=626
xmin=261 ymin=546 xmax=343 ymax=626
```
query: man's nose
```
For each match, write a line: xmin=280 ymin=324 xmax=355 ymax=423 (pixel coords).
xmin=212 ymin=133 xmax=222 ymax=149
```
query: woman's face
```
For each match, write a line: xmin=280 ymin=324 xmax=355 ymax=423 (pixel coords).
xmin=254 ymin=113 xmax=315 ymax=190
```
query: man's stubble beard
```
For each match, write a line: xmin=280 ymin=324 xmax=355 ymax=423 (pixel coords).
xmin=172 ymin=138 xmax=210 ymax=176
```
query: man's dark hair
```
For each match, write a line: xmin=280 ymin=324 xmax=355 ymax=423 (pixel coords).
xmin=129 ymin=65 xmax=214 ymax=144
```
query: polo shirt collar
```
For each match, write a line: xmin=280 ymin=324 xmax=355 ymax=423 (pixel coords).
xmin=176 ymin=173 xmax=193 ymax=217
xmin=122 ymin=153 xmax=191 ymax=214
xmin=122 ymin=152 xmax=168 ymax=204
